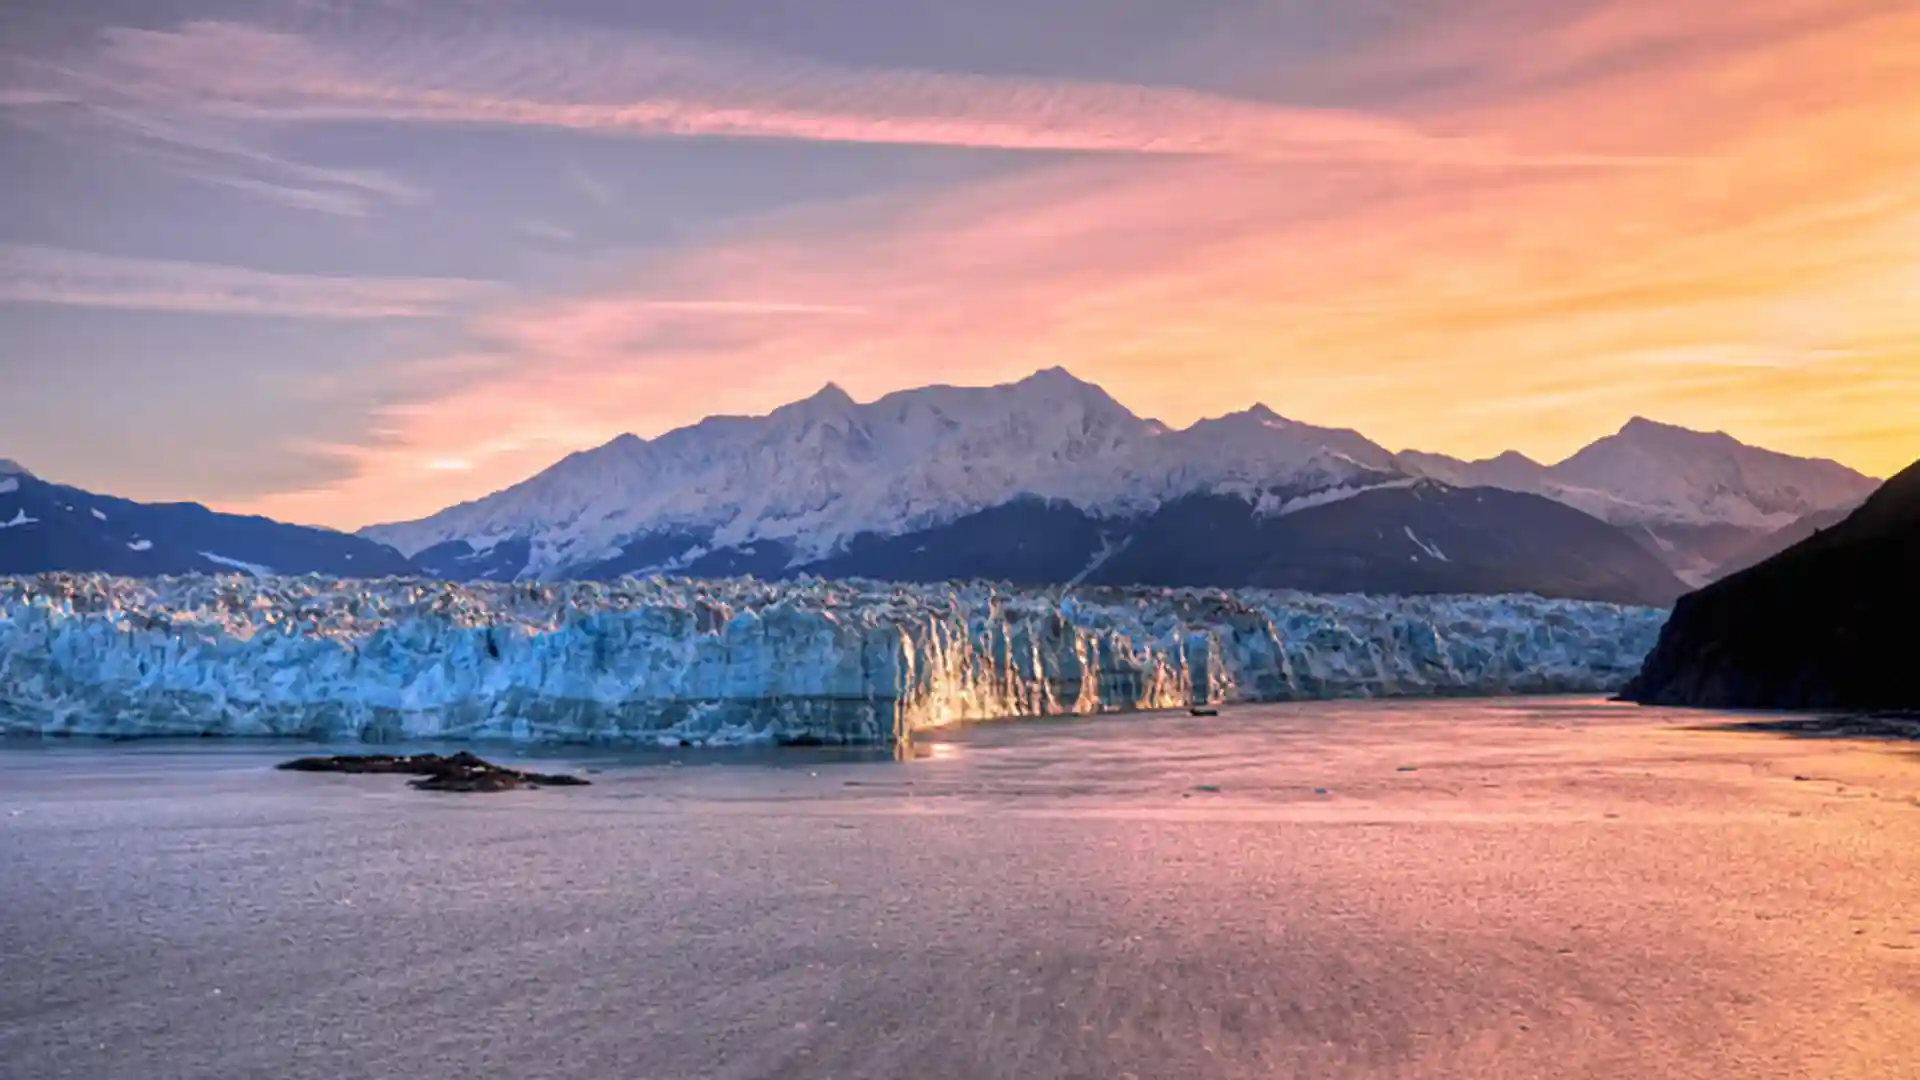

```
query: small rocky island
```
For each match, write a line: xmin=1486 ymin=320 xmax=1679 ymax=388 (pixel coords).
xmin=277 ymin=751 xmax=591 ymax=792
xmin=1625 ymin=458 xmax=1918 ymax=711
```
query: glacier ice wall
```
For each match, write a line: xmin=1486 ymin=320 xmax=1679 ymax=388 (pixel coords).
xmin=0 ymin=575 xmax=1665 ymax=745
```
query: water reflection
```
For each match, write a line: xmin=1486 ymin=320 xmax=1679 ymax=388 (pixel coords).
xmin=0 ymin=733 xmax=940 ymax=770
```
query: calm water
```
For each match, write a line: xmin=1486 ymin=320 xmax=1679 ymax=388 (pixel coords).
xmin=2 ymin=698 xmax=1916 ymax=1080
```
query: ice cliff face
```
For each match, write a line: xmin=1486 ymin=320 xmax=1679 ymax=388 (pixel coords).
xmin=0 ymin=574 xmax=1665 ymax=746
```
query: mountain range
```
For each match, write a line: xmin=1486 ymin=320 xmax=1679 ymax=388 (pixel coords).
xmin=1399 ymin=419 xmax=1879 ymax=584
xmin=2 ymin=370 xmax=1883 ymax=604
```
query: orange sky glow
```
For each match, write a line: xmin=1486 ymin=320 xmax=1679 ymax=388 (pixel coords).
xmin=228 ymin=0 xmax=1918 ymax=529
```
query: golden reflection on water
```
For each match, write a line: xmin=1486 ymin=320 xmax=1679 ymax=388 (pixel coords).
xmin=891 ymin=735 xmax=958 ymax=762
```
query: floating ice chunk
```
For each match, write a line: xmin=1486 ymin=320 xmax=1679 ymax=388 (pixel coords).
xmin=127 ymin=539 xmax=153 ymax=552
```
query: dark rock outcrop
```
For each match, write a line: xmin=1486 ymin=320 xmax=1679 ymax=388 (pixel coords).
xmin=1625 ymin=459 xmax=1920 ymax=710
xmin=277 ymin=751 xmax=590 ymax=792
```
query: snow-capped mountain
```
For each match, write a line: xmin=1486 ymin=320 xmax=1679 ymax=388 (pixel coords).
xmin=0 ymin=460 xmax=415 ymax=578
xmin=365 ymin=368 xmax=1404 ymax=580
xmin=1399 ymin=418 xmax=1880 ymax=584
xmin=6 ymin=372 xmax=1865 ymax=604
xmin=359 ymin=369 xmax=1702 ymax=603
xmin=368 ymin=371 xmax=1872 ymax=594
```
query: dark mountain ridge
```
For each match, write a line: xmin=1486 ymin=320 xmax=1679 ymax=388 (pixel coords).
xmin=0 ymin=464 xmax=414 ymax=578
xmin=1625 ymin=458 xmax=1920 ymax=709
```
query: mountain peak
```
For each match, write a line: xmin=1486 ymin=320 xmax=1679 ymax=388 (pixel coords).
xmin=1020 ymin=365 xmax=1093 ymax=389
xmin=1615 ymin=416 xmax=1733 ymax=445
xmin=0 ymin=458 xmax=31 ymax=478
xmin=1007 ymin=366 xmax=1138 ymax=421
xmin=1201 ymin=404 xmax=1297 ymax=432
xmin=809 ymin=382 xmax=856 ymax=406
xmin=1620 ymin=415 xmax=1678 ymax=434
xmin=1549 ymin=416 xmax=1879 ymax=534
xmin=771 ymin=381 xmax=860 ymax=424
xmin=1488 ymin=450 xmax=1542 ymax=467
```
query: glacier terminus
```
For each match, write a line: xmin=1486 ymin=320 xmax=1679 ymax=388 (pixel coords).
xmin=0 ymin=574 xmax=1664 ymax=746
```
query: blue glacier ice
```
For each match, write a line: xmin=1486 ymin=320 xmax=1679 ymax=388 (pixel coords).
xmin=0 ymin=574 xmax=1665 ymax=745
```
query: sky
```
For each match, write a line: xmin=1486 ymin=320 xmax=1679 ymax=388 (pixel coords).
xmin=1 ymin=0 xmax=1915 ymax=529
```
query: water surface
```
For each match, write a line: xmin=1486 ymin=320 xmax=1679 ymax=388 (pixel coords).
xmin=3 ymin=698 xmax=1916 ymax=1079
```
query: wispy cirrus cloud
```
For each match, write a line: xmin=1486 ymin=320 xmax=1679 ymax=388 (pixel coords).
xmin=0 ymin=244 xmax=497 ymax=318
xmin=513 ymin=219 xmax=576 ymax=243
xmin=52 ymin=18 xmax=1653 ymax=168
xmin=1 ymin=52 xmax=425 ymax=217
xmin=0 ymin=83 xmax=428 ymax=215
xmin=0 ymin=7 xmax=1662 ymax=229
xmin=566 ymin=167 xmax=614 ymax=208
xmin=229 ymin=0 xmax=1920 ymax=529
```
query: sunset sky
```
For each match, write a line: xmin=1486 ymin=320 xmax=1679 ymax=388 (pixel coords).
xmin=2 ymin=0 xmax=1915 ymax=529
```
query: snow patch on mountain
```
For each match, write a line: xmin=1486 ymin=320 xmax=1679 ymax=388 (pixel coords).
xmin=1 ymin=510 xmax=37 ymax=529
xmin=1066 ymin=533 xmax=1129 ymax=587
xmin=198 ymin=552 xmax=273 ymax=577
xmin=1260 ymin=478 xmax=1419 ymax=517
xmin=1404 ymin=527 xmax=1448 ymax=562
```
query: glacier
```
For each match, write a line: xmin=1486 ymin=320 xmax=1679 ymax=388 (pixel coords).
xmin=0 ymin=574 xmax=1665 ymax=746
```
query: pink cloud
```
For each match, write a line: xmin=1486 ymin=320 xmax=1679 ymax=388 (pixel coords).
xmin=229 ymin=0 xmax=1920 ymax=527
xmin=75 ymin=19 xmax=1652 ymax=168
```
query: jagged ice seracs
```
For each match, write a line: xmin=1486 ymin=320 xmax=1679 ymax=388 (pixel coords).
xmin=0 ymin=574 xmax=1665 ymax=745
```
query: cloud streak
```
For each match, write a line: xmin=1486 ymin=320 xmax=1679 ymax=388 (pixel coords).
xmin=0 ymin=108 xmax=423 ymax=219
xmin=2 ymin=54 xmax=425 ymax=217
xmin=224 ymin=0 xmax=1920 ymax=528
xmin=0 ymin=244 xmax=498 ymax=318
xmin=60 ymin=18 xmax=1652 ymax=168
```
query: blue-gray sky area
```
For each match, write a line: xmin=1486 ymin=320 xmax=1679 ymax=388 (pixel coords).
xmin=2 ymin=0 xmax=1914 ymax=527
